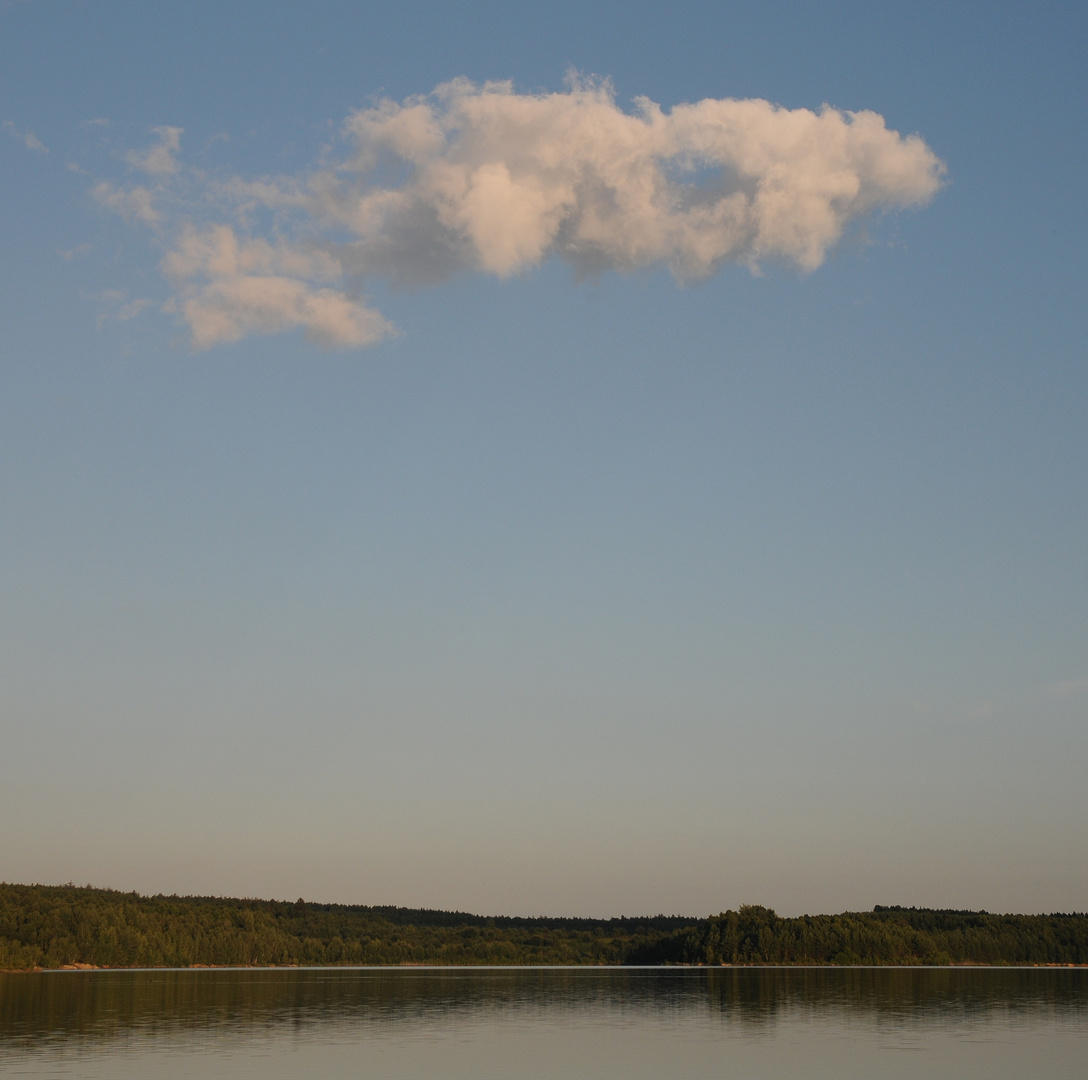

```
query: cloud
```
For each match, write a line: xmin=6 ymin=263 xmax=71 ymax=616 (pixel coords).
xmin=3 ymin=119 xmax=47 ymax=153
xmin=58 ymin=242 xmax=92 ymax=261
xmin=172 ymin=275 xmax=393 ymax=349
xmin=163 ymin=225 xmax=393 ymax=348
xmin=93 ymin=181 xmax=159 ymax=224
xmin=116 ymin=297 xmax=153 ymax=322
xmin=91 ymin=129 xmax=186 ymax=226
xmin=97 ymin=78 xmax=945 ymax=349
xmin=94 ymin=289 xmax=153 ymax=327
xmin=126 ymin=125 xmax=182 ymax=175
xmin=326 ymin=77 xmax=944 ymax=282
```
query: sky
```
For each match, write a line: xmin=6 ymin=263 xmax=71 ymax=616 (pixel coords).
xmin=1 ymin=0 xmax=1086 ymax=918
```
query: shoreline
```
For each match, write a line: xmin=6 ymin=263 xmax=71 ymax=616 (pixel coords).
xmin=4 ymin=962 xmax=1087 ymax=974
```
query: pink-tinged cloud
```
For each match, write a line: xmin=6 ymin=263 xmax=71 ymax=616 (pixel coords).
xmin=100 ymin=80 xmax=945 ymax=349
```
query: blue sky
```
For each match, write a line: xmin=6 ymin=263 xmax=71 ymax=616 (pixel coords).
xmin=1 ymin=0 xmax=1086 ymax=916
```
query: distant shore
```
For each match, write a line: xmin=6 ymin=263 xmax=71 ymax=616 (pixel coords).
xmin=2 ymin=883 xmax=1085 ymax=970
xmin=5 ymin=962 xmax=1088 ymax=974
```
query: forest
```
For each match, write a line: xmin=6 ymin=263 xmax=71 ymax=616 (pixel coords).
xmin=1 ymin=883 xmax=1085 ymax=969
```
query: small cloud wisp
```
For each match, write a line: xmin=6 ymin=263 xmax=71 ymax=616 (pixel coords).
xmin=3 ymin=119 xmax=47 ymax=153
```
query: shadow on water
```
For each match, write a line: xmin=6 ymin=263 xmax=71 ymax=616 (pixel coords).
xmin=1 ymin=967 xmax=1085 ymax=1051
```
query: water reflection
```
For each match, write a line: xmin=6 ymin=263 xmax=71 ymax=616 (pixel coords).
xmin=1 ymin=967 xmax=1085 ymax=1050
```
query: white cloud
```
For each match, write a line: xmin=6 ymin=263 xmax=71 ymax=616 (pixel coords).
xmin=3 ymin=119 xmax=47 ymax=153
xmin=162 ymin=224 xmax=342 ymax=284
xmin=163 ymin=225 xmax=393 ymax=349
xmin=91 ymin=129 xmax=186 ymax=227
xmin=96 ymin=78 xmax=945 ymax=350
xmin=326 ymin=77 xmax=944 ymax=282
xmin=94 ymin=289 xmax=153 ymax=327
xmin=116 ymin=297 xmax=152 ymax=322
xmin=93 ymin=181 xmax=159 ymax=224
xmin=126 ymin=125 xmax=182 ymax=175
xmin=176 ymin=274 xmax=393 ymax=350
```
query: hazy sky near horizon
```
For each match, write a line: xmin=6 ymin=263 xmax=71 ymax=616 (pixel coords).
xmin=1 ymin=0 xmax=1086 ymax=918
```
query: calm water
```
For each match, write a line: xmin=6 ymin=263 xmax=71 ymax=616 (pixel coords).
xmin=1 ymin=967 xmax=1085 ymax=1079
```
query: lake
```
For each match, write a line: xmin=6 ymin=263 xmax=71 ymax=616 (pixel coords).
xmin=1 ymin=967 xmax=1085 ymax=1079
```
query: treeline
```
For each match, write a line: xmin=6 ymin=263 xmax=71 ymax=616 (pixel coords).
xmin=0 ymin=883 xmax=693 ymax=969
xmin=1 ymin=883 xmax=1085 ymax=969
xmin=669 ymin=905 xmax=1088 ymax=966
